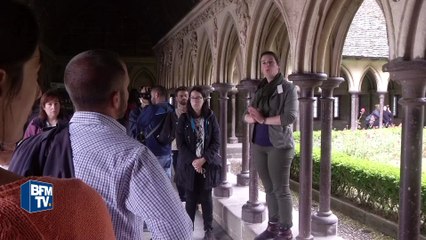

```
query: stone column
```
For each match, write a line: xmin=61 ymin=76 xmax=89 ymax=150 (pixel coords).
xmin=237 ymin=79 xmax=265 ymax=223
xmin=349 ymin=92 xmax=360 ymax=130
xmin=212 ymin=82 xmax=234 ymax=198
xmin=235 ymin=80 xmax=258 ymax=186
xmin=228 ymin=88 xmax=239 ymax=144
xmin=383 ymin=60 xmax=426 ymax=240
xmin=294 ymin=86 xmax=301 ymax=131
xmin=378 ymin=92 xmax=385 ymax=128
xmin=168 ymin=88 xmax=176 ymax=106
xmin=202 ymin=85 xmax=214 ymax=107
xmin=289 ymin=73 xmax=326 ymax=240
xmin=311 ymin=77 xmax=343 ymax=237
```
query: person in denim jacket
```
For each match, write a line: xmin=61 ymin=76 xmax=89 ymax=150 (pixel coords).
xmin=136 ymin=85 xmax=174 ymax=177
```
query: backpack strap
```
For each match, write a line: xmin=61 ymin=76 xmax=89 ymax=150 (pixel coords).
xmin=144 ymin=116 xmax=165 ymax=140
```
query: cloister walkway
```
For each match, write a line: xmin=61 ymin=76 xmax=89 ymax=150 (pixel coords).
xmin=145 ymin=143 xmax=401 ymax=240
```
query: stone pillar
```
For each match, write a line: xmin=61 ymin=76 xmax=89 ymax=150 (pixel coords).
xmin=289 ymin=73 xmax=326 ymax=240
xmin=235 ymin=80 xmax=258 ymax=186
xmin=383 ymin=60 xmax=426 ymax=240
xmin=378 ymin=92 xmax=385 ymax=128
xmin=294 ymin=86 xmax=301 ymax=131
xmin=349 ymin=92 xmax=360 ymax=130
xmin=237 ymin=79 xmax=265 ymax=223
xmin=202 ymin=85 xmax=214 ymax=107
xmin=311 ymin=77 xmax=343 ymax=237
xmin=212 ymin=82 xmax=234 ymax=198
xmin=168 ymin=88 xmax=176 ymax=106
xmin=228 ymin=88 xmax=239 ymax=144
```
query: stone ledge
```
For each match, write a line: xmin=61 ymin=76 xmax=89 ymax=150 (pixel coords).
xmin=212 ymin=174 xmax=344 ymax=240
xmin=290 ymin=180 xmax=426 ymax=240
xmin=212 ymin=173 xmax=426 ymax=240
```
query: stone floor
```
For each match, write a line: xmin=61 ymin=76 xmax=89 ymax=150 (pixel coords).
xmin=192 ymin=209 xmax=233 ymax=240
xmin=142 ymin=179 xmax=395 ymax=240
xmin=143 ymin=206 xmax=232 ymax=240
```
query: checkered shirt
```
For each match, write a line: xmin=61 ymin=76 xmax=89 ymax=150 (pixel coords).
xmin=69 ymin=112 xmax=192 ymax=240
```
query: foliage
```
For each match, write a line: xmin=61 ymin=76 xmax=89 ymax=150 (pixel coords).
xmin=292 ymin=128 xmax=426 ymax=233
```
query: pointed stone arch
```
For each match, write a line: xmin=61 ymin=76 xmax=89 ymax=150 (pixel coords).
xmin=216 ymin=13 xmax=242 ymax=83
xmin=359 ymin=69 xmax=379 ymax=112
xmin=340 ymin=64 xmax=355 ymax=91
xmin=182 ymin=38 xmax=194 ymax=87
xmin=337 ymin=69 xmax=350 ymax=92
xmin=308 ymin=0 xmax=371 ymax=75
xmin=130 ymin=67 xmax=156 ymax=89
xmin=386 ymin=79 xmax=402 ymax=119
xmin=226 ymin=36 xmax=243 ymax=84
xmin=198 ymin=30 xmax=214 ymax=85
xmin=171 ymin=37 xmax=184 ymax=88
xmin=379 ymin=0 xmax=426 ymax=59
xmin=363 ymin=64 xmax=386 ymax=89
xmin=360 ymin=67 xmax=379 ymax=91
xmin=245 ymin=0 xmax=276 ymax=78
xmin=247 ymin=1 xmax=290 ymax=78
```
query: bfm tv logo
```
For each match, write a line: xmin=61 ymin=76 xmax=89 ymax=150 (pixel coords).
xmin=20 ymin=180 xmax=53 ymax=213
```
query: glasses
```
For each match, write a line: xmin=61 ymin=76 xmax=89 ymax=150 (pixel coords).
xmin=139 ymin=92 xmax=151 ymax=100
xmin=190 ymin=96 xmax=203 ymax=100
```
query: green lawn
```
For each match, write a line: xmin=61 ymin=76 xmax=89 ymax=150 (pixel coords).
xmin=299 ymin=127 xmax=426 ymax=173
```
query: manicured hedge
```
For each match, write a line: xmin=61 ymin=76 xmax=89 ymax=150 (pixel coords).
xmin=291 ymin=131 xmax=426 ymax=233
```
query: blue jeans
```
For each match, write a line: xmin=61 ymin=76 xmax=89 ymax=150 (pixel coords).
xmin=157 ymin=154 xmax=172 ymax=179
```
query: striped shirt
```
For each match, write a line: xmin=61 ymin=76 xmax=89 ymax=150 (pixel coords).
xmin=69 ymin=112 xmax=192 ymax=240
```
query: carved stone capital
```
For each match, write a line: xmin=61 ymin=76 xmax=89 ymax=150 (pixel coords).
xmin=288 ymin=73 xmax=327 ymax=98
xmin=320 ymin=77 xmax=344 ymax=98
xmin=236 ymin=78 xmax=260 ymax=93
xmin=383 ymin=59 xmax=426 ymax=98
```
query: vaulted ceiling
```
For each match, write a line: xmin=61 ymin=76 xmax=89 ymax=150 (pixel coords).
xmin=29 ymin=0 xmax=199 ymax=57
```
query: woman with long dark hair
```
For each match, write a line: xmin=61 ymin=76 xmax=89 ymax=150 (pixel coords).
xmin=175 ymin=86 xmax=222 ymax=240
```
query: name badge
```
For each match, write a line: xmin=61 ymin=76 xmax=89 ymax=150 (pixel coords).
xmin=277 ymin=85 xmax=283 ymax=94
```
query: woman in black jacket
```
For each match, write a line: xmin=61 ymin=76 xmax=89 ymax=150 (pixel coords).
xmin=176 ymin=86 xmax=221 ymax=240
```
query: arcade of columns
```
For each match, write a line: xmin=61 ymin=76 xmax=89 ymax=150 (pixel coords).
xmin=152 ymin=0 xmax=425 ymax=239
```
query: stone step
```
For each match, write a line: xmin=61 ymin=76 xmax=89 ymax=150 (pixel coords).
xmin=226 ymin=143 xmax=242 ymax=159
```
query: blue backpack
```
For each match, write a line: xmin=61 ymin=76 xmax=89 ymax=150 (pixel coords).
xmin=9 ymin=124 xmax=74 ymax=178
